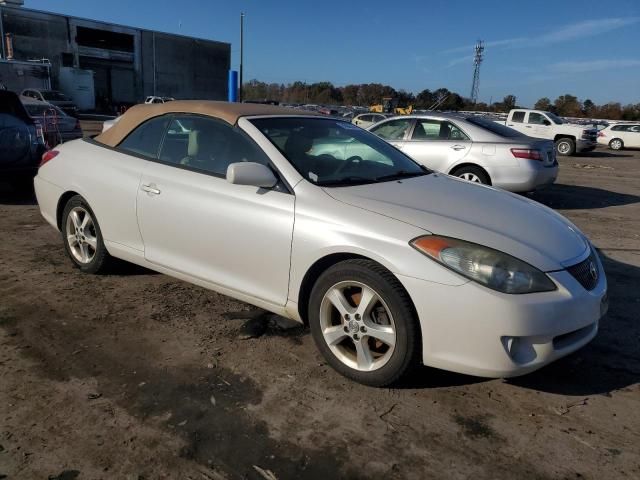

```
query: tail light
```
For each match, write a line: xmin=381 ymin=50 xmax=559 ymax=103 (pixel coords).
xmin=598 ymin=132 xmax=606 ymax=137
xmin=511 ymin=148 xmax=542 ymax=161
xmin=40 ymin=149 xmax=59 ymax=167
xmin=75 ymin=118 xmax=81 ymax=130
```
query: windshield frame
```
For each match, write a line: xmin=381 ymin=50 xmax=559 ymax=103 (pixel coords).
xmin=248 ymin=116 xmax=429 ymax=188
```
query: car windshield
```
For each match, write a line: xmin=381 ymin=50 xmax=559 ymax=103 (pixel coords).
xmin=545 ymin=112 xmax=564 ymax=125
xmin=250 ymin=117 xmax=428 ymax=186
xmin=466 ymin=116 xmax=527 ymax=138
xmin=41 ymin=91 xmax=70 ymax=101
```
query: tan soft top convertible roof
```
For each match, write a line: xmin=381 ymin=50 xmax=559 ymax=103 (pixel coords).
xmin=95 ymin=100 xmax=320 ymax=147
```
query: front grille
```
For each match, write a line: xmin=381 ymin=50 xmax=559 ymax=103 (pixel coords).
xmin=567 ymin=250 xmax=599 ymax=291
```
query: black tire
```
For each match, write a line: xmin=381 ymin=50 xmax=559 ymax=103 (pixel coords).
xmin=452 ymin=165 xmax=490 ymax=185
xmin=555 ymin=137 xmax=575 ymax=156
xmin=308 ymin=259 xmax=420 ymax=387
xmin=61 ymin=195 xmax=115 ymax=274
xmin=609 ymin=138 xmax=623 ymax=151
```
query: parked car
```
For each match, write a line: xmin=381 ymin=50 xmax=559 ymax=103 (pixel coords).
xmin=367 ymin=113 xmax=557 ymax=192
xmin=597 ymin=123 xmax=640 ymax=150
xmin=34 ymin=101 xmax=607 ymax=386
xmin=21 ymin=96 xmax=83 ymax=145
xmin=0 ymin=90 xmax=47 ymax=187
xmin=352 ymin=113 xmax=391 ymax=129
xmin=21 ymin=89 xmax=79 ymax=117
xmin=144 ymin=96 xmax=175 ymax=104
xmin=501 ymin=109 xmax=597 ymax=156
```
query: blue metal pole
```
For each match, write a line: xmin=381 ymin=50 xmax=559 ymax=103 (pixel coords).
xmin=228 ymin=70 xmax=238 ymax=102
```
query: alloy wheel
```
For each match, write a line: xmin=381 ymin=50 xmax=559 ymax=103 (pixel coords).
xmin=65 ymin=206 xmax=98 ymax=264
xmin=319 ymin=281 xmax=396 ymax=372
xmin=459 ymin=172 xmax=482 ymax=183
xmin=557 ymin=141 xmax=571 ymax=155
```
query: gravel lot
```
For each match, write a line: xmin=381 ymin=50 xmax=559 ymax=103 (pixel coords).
xmin=1 ymin=147 xmax=639 ymax=479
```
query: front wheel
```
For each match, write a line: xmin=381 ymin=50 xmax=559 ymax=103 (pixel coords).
xmin=61 ymin=195 xmax=115 ymax=274
xmin=609 ymin=138 xmax=623 ymax=151
xmin=309 ymin=259 xmax=420 ymax=387
xmin=555 ymin=138 xmax=575 ymax=156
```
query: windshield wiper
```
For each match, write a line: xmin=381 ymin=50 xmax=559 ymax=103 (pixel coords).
xmin=317 ymin=176 xmax=376 ymax=187
xmin=374 ymin=170 xmax=427 ymax=182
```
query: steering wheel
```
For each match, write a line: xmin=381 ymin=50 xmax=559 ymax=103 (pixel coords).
xmin=334 ymin=155 xmax=362 ymax=175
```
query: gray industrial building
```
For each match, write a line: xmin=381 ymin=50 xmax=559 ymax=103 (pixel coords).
xmin=0 ymin=0 xmax=231 ymax=112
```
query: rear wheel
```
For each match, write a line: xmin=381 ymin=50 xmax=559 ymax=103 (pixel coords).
xmin=61 ymin=195 xmax=115 ymax=274
xmin=555 ymin=138 xmax=575 ymax=156
xmin=609 ymin=138 xmax=623 ymax=151
xmin=309 ymin=259 xmax=420 ymax=387
xmin=452 ymin=165 xmax=490 ymax=185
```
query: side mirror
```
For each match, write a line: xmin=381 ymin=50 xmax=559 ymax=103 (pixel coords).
xmin=543 ymin=120 xmax=551 ymax=126
xmin=226 ymin=162 xmax=278 ymax=188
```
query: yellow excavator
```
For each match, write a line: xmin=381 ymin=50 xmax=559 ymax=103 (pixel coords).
xmin=370 ymin=97 xmax=413 ymax=115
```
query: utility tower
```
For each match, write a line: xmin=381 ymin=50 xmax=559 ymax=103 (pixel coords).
xmin=470 ymin=40 xmax=484 ymax=104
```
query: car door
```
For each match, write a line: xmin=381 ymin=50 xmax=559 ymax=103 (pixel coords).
xmin=400 ymin=118 xmax=471 ymax=172
xmin=136 ymin=114 xmax=295 ymax=306
xmin=527 ymin=112 xmax=553 ymax=138
xmin=369 ymin=118 xmax=414 ymax=149
xmin=624 ymin=125 xmax=640 ymax=147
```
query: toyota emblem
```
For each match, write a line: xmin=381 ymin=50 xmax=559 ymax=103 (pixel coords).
xmin=589 ymin=261 xmax=598 ymax=281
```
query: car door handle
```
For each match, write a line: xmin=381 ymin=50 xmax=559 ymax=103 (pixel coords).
xmin=525 ymin=125 xmax=532 ymax=128
xmin=451 ymin=145 xmax=466 ymax=150
xmin=141 ymin=184 xmax=161 ymax=195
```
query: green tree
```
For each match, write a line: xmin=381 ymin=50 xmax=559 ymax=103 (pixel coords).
xmin=534 ymin=97 xmax=552 ymax=111
xmin=554 ymin=94 xmax=582 ymax=117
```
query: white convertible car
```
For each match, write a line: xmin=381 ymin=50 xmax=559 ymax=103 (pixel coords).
xmin=34 ymin=101 xmax=608 ymax=386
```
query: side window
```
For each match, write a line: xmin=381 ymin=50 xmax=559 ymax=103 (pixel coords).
xmin=411 ymin=120 xmax=469 ymax=141
xmin=528 ymin=113 xmax=548 ymax=125
xmin=511 ymin=111 xmax=525 ymax=123
xmin=447 ymin=122 xmax=470 ymax=140
xmin=371 ymin=119 xmax=413 ymax=140
xmin=118 ymin=116 xmax=169 ymax=158
xmin=158 ymin=115 xmax=271 ymax=176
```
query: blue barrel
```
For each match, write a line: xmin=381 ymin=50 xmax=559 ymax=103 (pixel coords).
xmin=228 ymin=70 xmax=238 ymax=102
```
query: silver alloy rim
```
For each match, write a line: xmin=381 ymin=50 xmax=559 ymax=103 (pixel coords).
xmin=65 ymin=206 xmax=97 ymax=264
xmin=557 ymin=141 xmax=571 ymax=154
xmin=611 ymin=140 xmax=622 ymax=150
xmin=319 ymin=281 xmax=396 ymax=372
xmin=459 ymin=172 xmax=482 ymax=183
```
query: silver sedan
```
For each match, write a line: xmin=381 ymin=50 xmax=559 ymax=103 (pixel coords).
xmin=367 ymin=113 xmax=558 ymax=192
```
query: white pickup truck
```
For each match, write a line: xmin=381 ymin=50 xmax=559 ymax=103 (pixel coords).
xmin=501 ymin=109 xmax=598 ymax=156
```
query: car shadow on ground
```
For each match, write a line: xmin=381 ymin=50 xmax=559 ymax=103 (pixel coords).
xmin=578 ymin=150 xmax=634 ymax=158
xmin=528 ymin=184 xmax=640 ymax=210
xmin=507 ymin=251 xmax=640 ymax=396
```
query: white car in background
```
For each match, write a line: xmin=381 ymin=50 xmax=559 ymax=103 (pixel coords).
xmin=597 ymin=123 xmax=640 ymax=150
xmin=367 ymin=113 xmax=557 ymax=192
xmin=34 ymin=101 xmax=607 ymax=386
xmin=352 ymin=113 xmax=390 ymax=129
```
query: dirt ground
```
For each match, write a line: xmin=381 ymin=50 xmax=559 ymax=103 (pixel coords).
xmin=1 ymin=147 xmax=639 ymax=480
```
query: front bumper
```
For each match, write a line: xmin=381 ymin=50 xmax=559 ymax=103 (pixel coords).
xmin=397 ymin=252 xmax=607 ymax=378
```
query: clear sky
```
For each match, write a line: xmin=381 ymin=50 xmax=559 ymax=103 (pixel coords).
xmin=26 ymin=0 xmax=640 ymax=106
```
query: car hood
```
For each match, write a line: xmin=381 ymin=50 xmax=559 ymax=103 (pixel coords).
xmin=323 ymin=174 xmax=588 ymax=271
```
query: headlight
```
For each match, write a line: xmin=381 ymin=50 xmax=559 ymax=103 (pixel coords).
xmin=411 ymin=235 xmax=557 ymax=294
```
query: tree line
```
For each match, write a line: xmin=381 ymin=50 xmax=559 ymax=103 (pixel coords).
xmin=242 ymin=79 xmax=640 ymax=120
